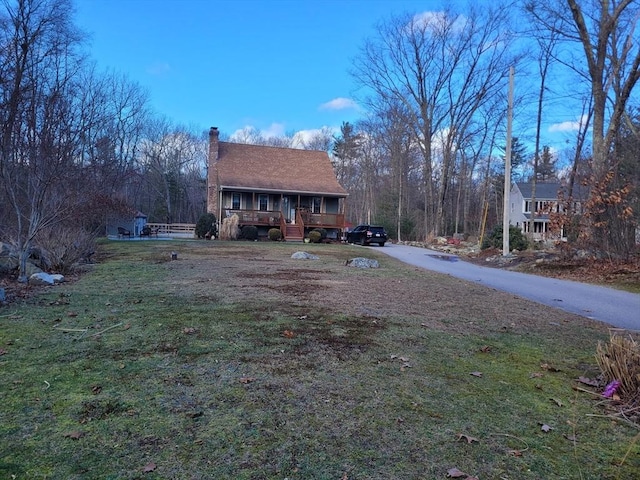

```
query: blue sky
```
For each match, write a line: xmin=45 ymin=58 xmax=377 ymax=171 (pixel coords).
xmin=74 ymin=0 xmax=446 ymax=139
xmin=73 ymin=0 xmax=585 ymax=148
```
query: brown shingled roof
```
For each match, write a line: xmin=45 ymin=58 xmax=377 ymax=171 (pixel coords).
xmin=216 ymin=142 xmax=347 ymax=196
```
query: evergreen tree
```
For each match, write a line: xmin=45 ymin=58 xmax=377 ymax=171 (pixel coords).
xmin=536 ymin=145 xmax=557 ymax=181
xmin=332 ymin=122 xmax=362 ymax=188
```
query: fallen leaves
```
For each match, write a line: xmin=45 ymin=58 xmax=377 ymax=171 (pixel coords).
xmin=390 ymin=354 xmax=411 ymax=370
xmin=282 ymin=329 xmax=295 ymax=338
xmin=457 ymin=433 xmax=479 ymax=444
xmin=577 ymin=376 xmax=599 ymax=387
xmin=550 ymin=397 xmax=564 ymax=407
xmin=469 ymin=371 xmax=483 ymax=378
xmin=63 ymin=430 xmax=85 ymax=440
xmin=239 ymin=377 xmax=255 ymax=384
xmin=142 ymin=462 xmax=157 ymax=473
xmin=447 ymin=467 xmax=478 ymax=479
xmin=540 ymin=362 xmax=561 ymax=372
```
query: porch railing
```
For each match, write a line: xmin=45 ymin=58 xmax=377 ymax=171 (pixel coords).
xmin=227 ymin=209 xmax=282 ymax=226
xmin=299 ymin=211 xmax=345 ymax=228
xmin=227 ymin=209 xmax=344 ymax=229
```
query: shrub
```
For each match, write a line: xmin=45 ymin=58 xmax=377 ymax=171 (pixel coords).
xmin=481 ymin=225 xmax=528 ymax=251
xmin=312 ymin=228 xmax=327 ymax=240
xmin=34 ymin=225 xmax=97 ymax=274
xmin=195 ymin=213 xmax=217 ymax=239
xmin=268 ymin=228 xmax=282 ymax=241
xmin=241 ymin=225 xmax=258 ymax=241
xmin=308 ymin=230 xmax=322 ymax=243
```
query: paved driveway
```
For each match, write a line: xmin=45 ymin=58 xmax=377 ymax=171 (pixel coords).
xmin=375 ymin=243 xmax=640 ymax=330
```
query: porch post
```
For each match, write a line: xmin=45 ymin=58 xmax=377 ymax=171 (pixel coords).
xmin=218 ymin=189 xmax=223 ymax=232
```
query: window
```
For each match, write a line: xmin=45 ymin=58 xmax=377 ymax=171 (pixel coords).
xmin=232 ymin=193 xmax=241 ymax=210
xmin=312 ymin=197 xmax=321 ymax=214
xmin=533 ymin=222 xmax=547 ymax=233
xmin=258 ymin=194 xmax=268 ymax=211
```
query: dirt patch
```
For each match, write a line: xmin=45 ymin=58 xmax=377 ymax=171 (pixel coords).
xmin=156 ymin=243 xmax=612 ymax=340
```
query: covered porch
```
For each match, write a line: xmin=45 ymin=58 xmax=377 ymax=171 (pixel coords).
xmin=219 ymin=190 xmax=346 ymax=241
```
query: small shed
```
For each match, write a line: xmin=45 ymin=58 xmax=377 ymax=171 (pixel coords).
xmin=107 ymin=211 xmax=148 ymax=237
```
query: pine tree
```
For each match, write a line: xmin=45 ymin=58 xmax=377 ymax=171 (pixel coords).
xmin=536 ymin=146 xmax=557 ymax=181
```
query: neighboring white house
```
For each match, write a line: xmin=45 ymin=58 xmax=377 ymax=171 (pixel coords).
xmin=510 ymin=182 xmax=586 ymax=241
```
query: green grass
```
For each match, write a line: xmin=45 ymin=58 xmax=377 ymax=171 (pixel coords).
xmin=0 ymin=240 xmax=637 ymax=479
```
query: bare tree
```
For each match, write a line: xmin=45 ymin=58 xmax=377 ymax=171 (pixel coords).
xmin=361 ymin=102 xmax=418 ymax=240
xmin=0 ymin=0 xmax=87 ymax=282
xmin=528 ymin=0 xmax=639 ymax=253
xmin=521 ymin=7 xmax=562 ymax=240
xmin=297 ymin=126 xmax=334 ymax=151
xmin=137 ymin=119 xmax=203 ymax=223
xmin=352 ymin=2 xmax=520 ymax=238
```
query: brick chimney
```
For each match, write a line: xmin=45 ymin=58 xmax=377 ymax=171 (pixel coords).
xmin=207 ymin=127 xmax=220 ymax=217
xmin=209 ymin=126 xmax=219 ymax=161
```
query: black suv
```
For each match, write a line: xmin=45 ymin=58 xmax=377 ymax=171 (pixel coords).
xmin=346 ymin=225 xmax=388 ymax=246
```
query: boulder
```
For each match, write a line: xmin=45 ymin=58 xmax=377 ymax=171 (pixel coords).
xmin=0 ymin=242 xmax=18 ymax=273
xmin=345 ymin=257 xmax=379 ymax=269
xmin=291 ymin=251 xmax=319 ymax=260
xmin=0 ymin=256 xmax=18 ymax=273
xmin=29 ymin=272 xmax=65 ymax=286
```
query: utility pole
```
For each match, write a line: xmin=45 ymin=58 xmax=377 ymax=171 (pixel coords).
xmin=502 ymin=66 xmax=514 ymax=256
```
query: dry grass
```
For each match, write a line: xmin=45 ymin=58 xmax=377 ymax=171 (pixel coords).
xmin=219 ymin=214 xmax=240 ymax=240
xmin=596 ymin=334 xmax=640 ymax=406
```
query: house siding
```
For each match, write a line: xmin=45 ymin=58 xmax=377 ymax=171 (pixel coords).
xmin=509 ymin=182 xmax=586 ymax=241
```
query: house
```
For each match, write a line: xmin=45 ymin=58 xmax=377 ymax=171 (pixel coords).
xmin=510 ymin=182 xmax=586 ymax=241
xmin=207 ymin=127 xmax=348 ymax=241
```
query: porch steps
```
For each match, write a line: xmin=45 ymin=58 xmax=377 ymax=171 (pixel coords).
xmin=284 ymin=225 xmax=304 ymax=242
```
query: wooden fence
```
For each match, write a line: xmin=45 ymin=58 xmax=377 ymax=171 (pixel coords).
xmin=145 ymin=223 xmax=196 ymax=238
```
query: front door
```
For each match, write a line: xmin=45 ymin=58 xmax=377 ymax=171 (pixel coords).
xmin=283 ymin=196 xmax=297 ymax=223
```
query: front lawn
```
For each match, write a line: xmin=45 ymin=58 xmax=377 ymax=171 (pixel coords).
xmin=0 ymin=240 xmax=637 ymax=479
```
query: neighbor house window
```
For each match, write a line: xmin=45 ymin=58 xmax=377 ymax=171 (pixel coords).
xmin=232 ymin=193 xmax=241 ymax=210
xmin=258 ymin=194 xmax=268 ymax=211
xmin=312 ymin=197 xmax=321 ymax=213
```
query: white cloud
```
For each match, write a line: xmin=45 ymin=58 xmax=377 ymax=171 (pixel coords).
xmin=146 ymin=62 xmax=171 ymax=76
xmin=319 ymin=97 xmax=358 ymax=111
xmin=229 ymin=123 xmax=285 ymax=142
xmin=291 ymin=127 xmax=339 ymax=148
xmin=548 ymin=115 xmax=590 ymax=133
xmin=262 ymin=123 xmax=286 ymax=138
xmin=412 ymin=11 xmax=467 ymax=34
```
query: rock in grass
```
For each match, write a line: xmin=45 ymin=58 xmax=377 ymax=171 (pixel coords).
xmin=29 ymin=272 xmax=65 ymax=286
xmin=291 ymin=251 xmax=319 ymax=260
xmin=345 ymin=257 xmax=379 ymax=268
